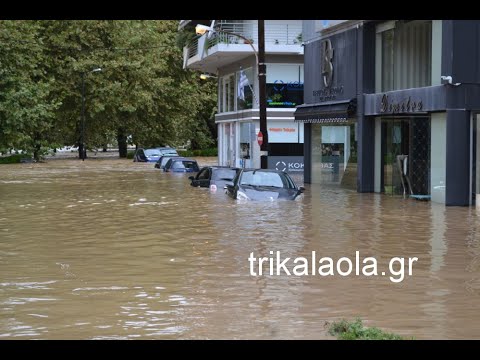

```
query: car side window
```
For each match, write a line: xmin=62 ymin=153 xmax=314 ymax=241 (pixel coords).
xmin=161 ymin=157 xmax=171 ymax=167
xmin=183 ymin=162 xmax=199 ymax=171
xmin=172 ymin=161 xmax=183 ymax=169
xmin=197 ymin=168 xmax=209 ymax=180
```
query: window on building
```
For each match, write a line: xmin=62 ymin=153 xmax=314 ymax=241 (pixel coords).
xmin=219 ymin=74 xmax=236 ymax=113
xmin=377 ymin=20 xmax=432 ymax=92
xmin=311 ymin=122 xmax=358 ymax=188
xmin=236 ymin=67 xmax=254 ymax=110
xmin=266 ymin=64 xmax=304 ymax=108
xmin=227 ymin=74 xmax=235 ymax=111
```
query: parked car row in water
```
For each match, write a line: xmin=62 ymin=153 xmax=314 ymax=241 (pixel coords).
xmin=133 ymin=147 xmax=179 ymax=163
xmin=134 ymin=147 xmax=305 ymax=200
xmin=135 ymin=147 xmax=201 ymax=172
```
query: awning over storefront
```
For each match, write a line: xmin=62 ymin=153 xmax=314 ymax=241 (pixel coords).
xmin=294 ymin=99 xmax=357 ymax=123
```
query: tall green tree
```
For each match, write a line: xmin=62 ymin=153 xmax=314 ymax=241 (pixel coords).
xmin=0 ymin=20 xmax=61 ymax=160
xmin=0 ymin=20 xmax=217 ymax=160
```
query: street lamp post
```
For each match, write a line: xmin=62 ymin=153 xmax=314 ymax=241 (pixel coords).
xmin=257 ymin=20 xmax=268 ymax=168
xmin=195 ymin=22 xmax=268 ymax=168
xmin=80 ymin=67 xmax=102 ymax=161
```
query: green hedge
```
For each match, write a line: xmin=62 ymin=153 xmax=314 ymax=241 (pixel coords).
xmin=0 ymin=154 xmax=30 ymax=164
xmin=177 ymin=148 xmax=218 ymax=157
xmin=126 ymin=150 xmax=135 ymax=159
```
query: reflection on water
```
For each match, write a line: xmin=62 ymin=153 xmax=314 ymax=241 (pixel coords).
xmin=1 ymin=159 xmax=480 ymax=339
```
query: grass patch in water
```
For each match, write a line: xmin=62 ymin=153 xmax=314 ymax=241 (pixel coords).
xmin=327 ymin=318 xmax=406 ymax=340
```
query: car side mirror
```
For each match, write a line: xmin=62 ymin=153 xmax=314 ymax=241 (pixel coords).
xmin=224 ymin=182 xmax=234 ymax=190
xmin=188 ymin=176 xmax=195 ymax=181
xmin=299 ymin=186 xmax=305 ymax=193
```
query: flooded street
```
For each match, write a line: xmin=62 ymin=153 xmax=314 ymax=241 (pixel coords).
xmin=1 ymin=158 xmax=480 ymax=339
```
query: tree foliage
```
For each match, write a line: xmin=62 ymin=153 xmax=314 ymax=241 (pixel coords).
xmin=0 ymin=20 xmax=217 ymax=159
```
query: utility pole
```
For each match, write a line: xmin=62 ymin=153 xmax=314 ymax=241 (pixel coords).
xmin=258 ymin=20 xmax=268 ymax=169
xmin=81 ymin=72 xmax=86 ymax=161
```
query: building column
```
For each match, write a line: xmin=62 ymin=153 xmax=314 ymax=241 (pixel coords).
xmin=446 ymin=109 xmax=471 ymax=206
xmin=357 ymin=115 xmax=375 ymax=192
xmin=431 ymin=113 xmax=447 ymax=204
xmin=356 ymin=23 xmax=375 ymax=193
xmin=303 ymin=123 xmax=312 ymax=183
xmin=217 ymin=123 xmax=224 ymax=165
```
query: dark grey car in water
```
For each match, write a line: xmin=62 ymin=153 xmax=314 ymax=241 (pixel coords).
xmin=163 ymin=157 xmax=200 ymax=173
xmin=189 ymin=166 xmax=240 ymax=191
xmin=225 ymin=169 xmax=304 ymax=201
xmin=154 ymin=155 xmax=181 ymax=170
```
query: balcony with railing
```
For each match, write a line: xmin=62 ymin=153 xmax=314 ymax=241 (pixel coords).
xmin=183 ymin=20 xmax=303 ymax=73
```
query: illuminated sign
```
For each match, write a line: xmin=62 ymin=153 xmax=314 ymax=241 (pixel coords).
xmin=268 ymin=156 xmax=305 ymax=173
xmin=268 ymin=127 xmax=296 ymax=133
xmin=267 ymin=121 xmax=300 ymax=143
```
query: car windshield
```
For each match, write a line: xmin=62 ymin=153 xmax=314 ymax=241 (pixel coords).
xmin=240 ymin=171 xmax=293 ymax=188
xmin=172 ymin=160 xmax=198 ymax=170
xmin=212 ymin=168 xmax=238 ymax=181
xmin=145 ymin=149 xmax=161 ymax=157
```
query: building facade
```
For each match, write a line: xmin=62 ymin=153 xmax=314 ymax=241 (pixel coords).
xmin=298 ymin=20 xmax=480 ymax=206
xmin=181 ymin=20 xmax=304 ymax=171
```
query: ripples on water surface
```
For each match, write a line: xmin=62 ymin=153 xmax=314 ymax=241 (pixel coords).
xmin=1 ymin=158 xmax=480 ymax=339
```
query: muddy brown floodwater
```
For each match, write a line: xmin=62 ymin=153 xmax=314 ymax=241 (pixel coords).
xmin=1 ymin=157 xmax=480 ymax=339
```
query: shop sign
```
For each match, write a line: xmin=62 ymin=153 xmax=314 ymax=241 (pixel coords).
xmin=380 ymin=94 xmax=423 ymax=114
xmin=268 ymin=156 xmax=304 ymax=173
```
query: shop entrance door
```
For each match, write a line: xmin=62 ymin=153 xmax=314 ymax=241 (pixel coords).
xmin=381 ymin=116 xmax=430 ymax=197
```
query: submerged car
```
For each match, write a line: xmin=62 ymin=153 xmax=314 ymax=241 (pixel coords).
xmin=133 ymin=148 xmax=162 ymax=163
xmin=163 ymin=157 xmax=200 ymax=173
xmin=225 ymin=169 xmax=304 ymax=201
xmin=189 ymin=166 xmax=240 ymax=191
xmin=154 ymin=155 xmax=181 ymax=169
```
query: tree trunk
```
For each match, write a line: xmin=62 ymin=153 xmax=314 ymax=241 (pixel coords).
xmin=78 ymin=143 xmax=87 ymax=159
xmin=33 ymin=134 xmax=41 ymax=162
xmin=117 ymin=128 xmax=128 ymax=158
xmin=33 ymin=147 xmax=40 ymax=162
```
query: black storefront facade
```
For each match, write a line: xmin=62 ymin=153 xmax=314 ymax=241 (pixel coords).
xmin=297 ymin=20 xmax=480 ymax=206
xmin=296 ymin=27 xmax=360 ymax=190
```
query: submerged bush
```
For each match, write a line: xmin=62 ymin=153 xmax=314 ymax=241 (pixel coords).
xmin=178 ymin=148 xmax=218 ymax=157
xmin=327 ymin=318 xmax=405 ymax=340
xmin=0 ymin=154 xmax=32 ymax=164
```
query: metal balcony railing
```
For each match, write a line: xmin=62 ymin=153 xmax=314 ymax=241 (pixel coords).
xmin=184 ymin=21 xmax=303 ymax=62
xmin=187 ymin=35 xmax=200 ymax=59
xmin=208 ymin=21 xmax=303 ymax=48
xmin=263 ymin=23 xmax=303 ymax=45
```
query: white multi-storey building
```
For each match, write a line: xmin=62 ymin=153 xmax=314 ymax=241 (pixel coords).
xmin=180 ymin=20 xmax=304 ymax=169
